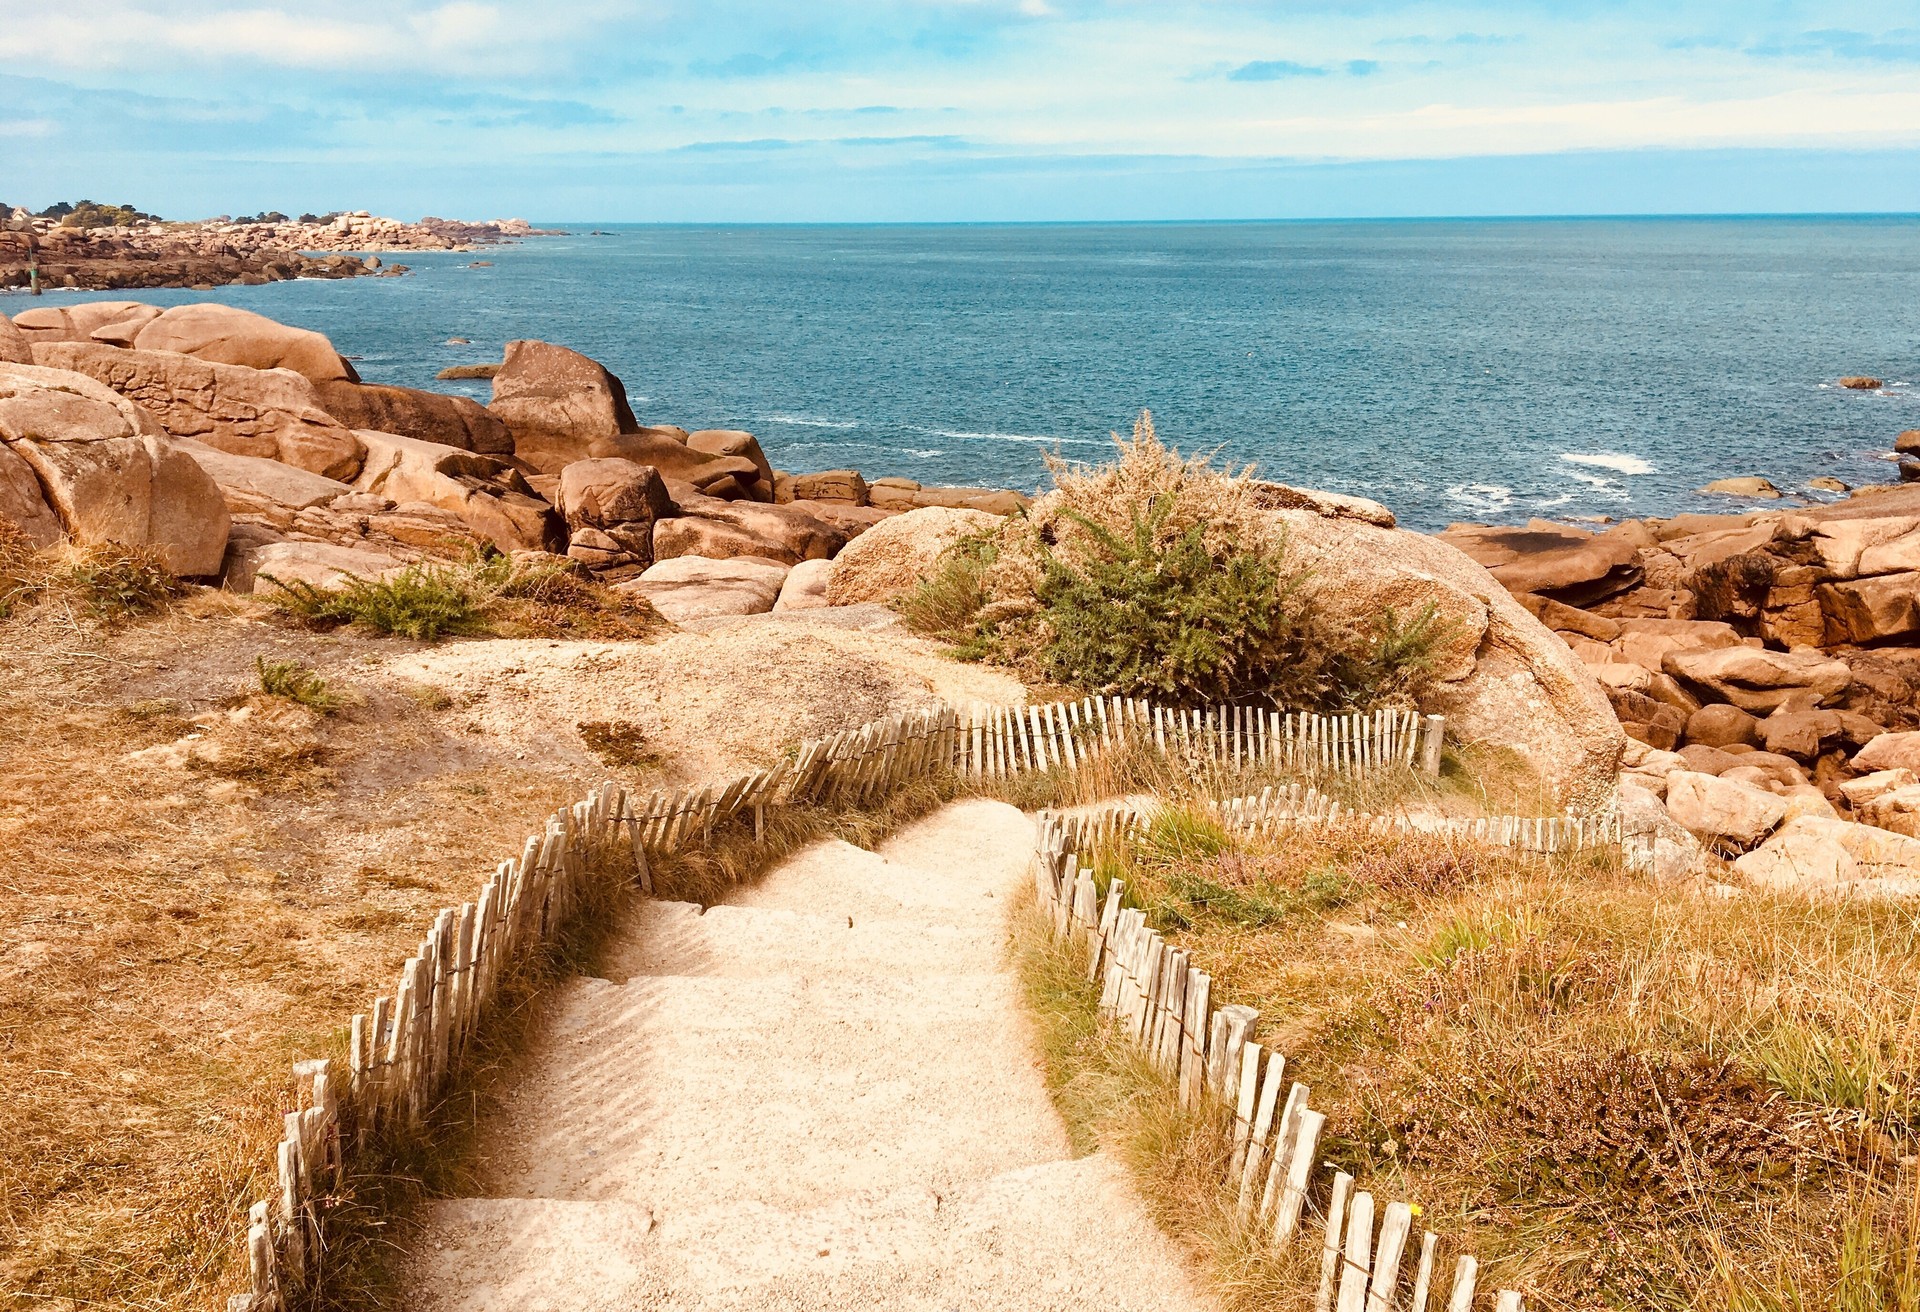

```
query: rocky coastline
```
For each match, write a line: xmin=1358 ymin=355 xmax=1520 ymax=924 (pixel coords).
xmin=0 ymin=208 xmax=559 ymax=292
xmin=4 ymin=295 xmax=1918 ymax=893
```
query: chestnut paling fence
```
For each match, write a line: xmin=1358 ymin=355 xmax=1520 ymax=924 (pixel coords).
xmin=228 ymin=697 xmax=1605 ymax=1311
xmin=1031 ymin=810 xmax=1532 ymax=1312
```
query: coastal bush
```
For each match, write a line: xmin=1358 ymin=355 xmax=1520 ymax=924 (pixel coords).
xmin=900 ymin=412 xmax=1447 ymax=710
xmin=264 ymin=561 xmax=484 ymax=641
xmin=0 ymin=532 xmax=183 ymax=624
xmin=255 ymin=657 xmax=343 ymax=714
xmin=263 ymin=551 xmax=665 ymax=642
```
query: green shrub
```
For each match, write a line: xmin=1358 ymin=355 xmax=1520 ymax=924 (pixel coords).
xmin=895 ymin=533 xmax=998 ymax=651
xmin=255 ymin=657 xmax=342 ymax=713
xmin=262 ymin=562 xmax=483 ymax=641
xmin=61 ymin=544 xmax=182 ymax=620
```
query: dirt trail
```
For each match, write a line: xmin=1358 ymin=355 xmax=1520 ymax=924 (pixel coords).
xmin=405 ymin=799 xmax=1212 ymax=1311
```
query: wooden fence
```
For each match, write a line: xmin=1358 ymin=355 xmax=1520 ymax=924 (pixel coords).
xmin=621 ymin=700 xmax=1448 ymax=856
xmin=230 ymin=782 xmax=642 ymax=1311
xmin=1031 ymin=812 xmax=1529 ymax=1312
xmin=227 ymin=698 xmax=1453 ymax=1308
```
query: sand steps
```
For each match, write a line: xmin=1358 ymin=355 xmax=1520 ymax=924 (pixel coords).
xmin=405 ymin=800 xmax=1210 ymax=1312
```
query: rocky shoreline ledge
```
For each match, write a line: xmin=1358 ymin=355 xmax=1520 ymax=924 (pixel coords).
xmin=0 ymin=207 xmax=557 ymax=292
xmin=4 ymin=296 xmax=1918 ymax=891
xmin=0 ymin=299 xmax=1029 ymax=620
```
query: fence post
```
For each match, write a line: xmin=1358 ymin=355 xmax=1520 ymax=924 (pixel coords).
xmin=1418 ymin=714 xmax=1446 ymax=776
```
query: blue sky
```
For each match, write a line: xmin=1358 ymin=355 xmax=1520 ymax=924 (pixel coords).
xmin=4 ymin=1 xmax=1919 ymax=220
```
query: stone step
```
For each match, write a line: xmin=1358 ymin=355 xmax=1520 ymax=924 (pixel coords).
xmin=473 ymin=970 xmax=1064 ymax=1214
xmin=598 ymin=898 xmax=1003 ymax=983
xmin=415 ymin=1156 xmax=1205 ymax=1312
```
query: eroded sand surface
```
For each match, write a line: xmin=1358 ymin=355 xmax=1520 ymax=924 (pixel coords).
xmin=405 ymin=799 xmax=1212 ymax=1312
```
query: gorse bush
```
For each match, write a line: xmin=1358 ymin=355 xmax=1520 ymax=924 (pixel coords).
xmin=264 ymin=562 xmax=484 ymax=640
xmin=898 ymin=411 xmax=1450 ymax=710
xmin=255 ymin=657 xmax=343 ymax=713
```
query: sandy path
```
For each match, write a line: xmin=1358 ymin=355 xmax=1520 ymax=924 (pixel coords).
xmin=404 ymin=799 xmax=1212 ymax=1312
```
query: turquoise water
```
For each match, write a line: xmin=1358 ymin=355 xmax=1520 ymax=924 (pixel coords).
xmin=18 ymin=218 xmax=1919 ymax=531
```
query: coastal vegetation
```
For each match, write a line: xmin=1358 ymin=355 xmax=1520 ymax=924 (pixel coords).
xmin=1019 ymin=804 xmax=1920 ymax=1311
xmin=898 ymin=413 xmax=1451 ymax=711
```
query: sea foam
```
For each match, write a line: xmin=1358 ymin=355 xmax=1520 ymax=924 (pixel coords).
xmin=1561 ymin=452 xmax=1654 ymax=475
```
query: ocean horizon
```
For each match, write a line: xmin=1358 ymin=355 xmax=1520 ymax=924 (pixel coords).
xmin=15 ymin=215 xmax=1917 ymax=532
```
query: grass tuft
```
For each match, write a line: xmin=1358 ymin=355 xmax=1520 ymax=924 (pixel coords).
xmin=255 ymin=656 xmax=343 ymax=713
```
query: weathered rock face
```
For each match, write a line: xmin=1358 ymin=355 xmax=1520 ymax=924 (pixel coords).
xmin=1855 ymin=732 xmax=1920 ymax=775
xmin=33 ymin=341 xmax=364 ymax=481
xmin=173 ymin=438 xmax=355 ymax=516
xmin=1437 ymin=519 xmax=1643 ymax=606
xmin=237 ymin=540 xmax=406 ymax=594
xmin=0 ymin=315 xmax=31 ymax=365
xmin=1617 ymin=781 xmax=1708 ymax=883
xmin=653 ymin=496 xmax=849 ymax=566
xmin=590 ymin=429 xmax=761 ymax=500
xmin=1819 ymin=572 xmax=1920 ymax=643
xmin=792 ymin=469 xmax=869 ymax=505
xmin=865 ymin=478 xmax=1032 ymax=516
xmin=130 ymin=303 xmax=359 ymax=385
xmin=1735 ymin=815 xmax=1920 ymax=895
xmin=556 ymin=458 xmax=670 ymax=576
xmin=12 ymin=301 xmax=156 ymax=345
xmin=312 ymin=380 xmax=512 ymax=456
xmin=487 ymin=340 xmax=640 ymax=473
xmin=1685 ymin=702 xmax=1761 ymax=749
xmin=1664 ymin=769 xmax=1787 ymax=845
xmin=1663 ymin=646 xmax=1852 ymax=713
xmin=773 ymin=557 xmax=835 ymax=611
xmin=1270 ymin=509 xmax=1627 ymax=811
xmin=0 ymin=363 xmax=229 ymax=575
xmin=687 ymin=430 xmax=774 ymax=500
xmin=0 ymin=442 xmax=65 ymax=545
xmin=826 ymin=506 xmax=1001 ymax=607
xmin=622 ymin=554 xmax=789 ymax=624
xmin=351 ymin=429 xmax=564 ymax=553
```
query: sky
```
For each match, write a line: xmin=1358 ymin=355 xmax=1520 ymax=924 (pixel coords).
xmin=3 ymin=1 xmax=1919 ymax=221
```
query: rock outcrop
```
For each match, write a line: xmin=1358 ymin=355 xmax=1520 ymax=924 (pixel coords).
xmin=351 ymin=429 xmax=564 ymax=554
xmin=0 ymin=315 xmax=31 ymax=365
xmin=623 ymin=555 xmax=790 ymax=624
xmin=32 ymin=341 xmax=364 ymax=480
xmin=1277 ymin=508 xmax=1627 ymax=811
xmin=0 ymin=362 xmax=228 ymax=575
xmin=826 ymin=506 xmax=1001 ymax=607
xmin=129 ymin=304 xmax=359 ymax=385
xmin=313 ymin=380 xmax=513 ymax=456
xmin=488 ymin=340 xmax=642 ymax=474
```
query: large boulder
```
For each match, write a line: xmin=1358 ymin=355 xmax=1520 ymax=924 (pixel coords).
xmin=556 ymin=458 xmax=670 ymax=575
xmin=652 ymin=496 xmax=849 ymax=566
xmin=1612 ymin=618 xmax=1746 ymax=673
xmin=590 ymin=428 xmax=762 ymax=499
xmin=1436 ymin=519 xmax=1643 ymax=606
xmin=793 ymin=469 xmax=869 ymax=505
xmin=1819 ymin=572 xmax=1920 ymax=644
xmin=1787 ymin=513 xmax=1920 ymax=580
xmin=686 ymin=429 xmax=774 ymax=499
xmin=1734 ymin=815 xmax=1920 ymax=894
xmin=1855 ymin=732 xmax=1920 ymax=775
xmin=312 ymin=380 xmax=513 ymax=456
xmin=125 ymin=304 xmax=358 ymax=385
xmin=1618 ymin=781 xmax=1708 ymax=884
xmin=0 ymin=315 xmax=31 ymax=365
xmin=172 ymin=438 xmax=355 ymax=517
xmin=1266 ymin=506 xmax=1627 ymax=811
xmin=239 ymin=540 xmax=404 ymax=595
xmin=1685 ymin=702 xmax=1761 ymax=749
xmin=825 ymin=506 xmax=1000 ymax=607
xmin=1663 ymin=646 xmax=1853 ymax=714
xmin=0 ymin=362 xmax=229 ymax=575
xmin=33 ymin=341 xmax=363 ymax=480
xmin=487 ymin=340 xmax=640 ymax=474
xmin=622 ymin=555 xmax=789 ymax=624
xmin=1664 ymin=769 xmax=1787 ymax=846
xmin=12 ymin=301 xmax=157 ymax=345
xmin=0 ymin=442 xmax=65 ymax=545
xmin=773 ymin=558 xmax=835 ymax=611
xmin=351 ymin=429 xmax=564 ymax=553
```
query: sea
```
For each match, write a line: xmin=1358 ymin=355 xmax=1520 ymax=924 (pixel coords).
xmin=20 ymin=218 xmax=1919 ymax=533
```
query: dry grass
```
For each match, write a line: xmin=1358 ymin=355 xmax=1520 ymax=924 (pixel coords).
xmin=0 ymin=577 xmax=676 ymax=1310
xmin=1076 ymin=808 xmax=1920 ymax=1311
